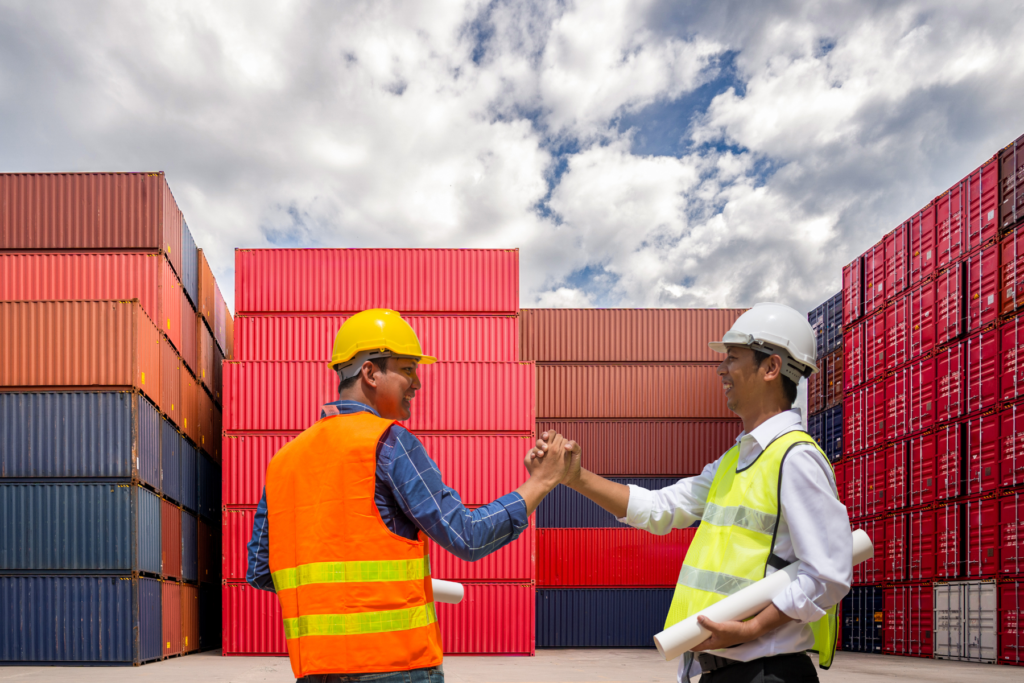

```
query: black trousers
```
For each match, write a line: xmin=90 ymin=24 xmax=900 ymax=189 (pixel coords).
xmin=699 ymin=653 xmax=818 ymax=683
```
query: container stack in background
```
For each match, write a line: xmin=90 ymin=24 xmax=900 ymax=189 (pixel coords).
xmin=521 ymin=309 xmax=745 ymax=647
xmin=835 ymin=132 xmax=1024 ymax=666
xmin=806 ymin=292 xmax=844 ymax=465
xmin=0 ymin=173 xmax=230 ymax=664
xmin=221 ymin=248 xmax=536 ymax=656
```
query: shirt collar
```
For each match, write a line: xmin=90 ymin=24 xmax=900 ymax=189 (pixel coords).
xmin=734 ymin=409 xmax=803 ymax=450
xmin=321 ymin=399 xmax=380 ymax=418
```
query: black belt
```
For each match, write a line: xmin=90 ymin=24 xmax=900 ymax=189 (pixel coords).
xmin=697 ymin=652 xmax=808 ymax=674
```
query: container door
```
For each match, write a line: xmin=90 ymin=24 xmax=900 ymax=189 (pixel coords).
xmin=933 ymin=583 xmax=961 ymax=660
xmin=965 ymin=582 xmax=997 ymax=663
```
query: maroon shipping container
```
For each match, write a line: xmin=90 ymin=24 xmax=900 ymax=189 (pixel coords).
xmin=885 ymin=222 xmax=909 ymax=302
xmin=909 ymin=202 xmax=937 ymax=286
xmin=886 ymin=282 xmax=935 ymax=369
xmin=536 ymin=364 xmax=730 ymax=419
xmin=964 ymin=497 xmax=1000 ymax=577
xmin=0 ymin=300 xmax=161 ymax=407
xmin=1000 ymin=491 xmax=1023 ymax=576
xmin=886 ymin=442 xmax=907 ymax=510
xmin=835 ymin=460 xmax=850 ymax=509
xmin=935 ymin=342 xmax=965 ymax=423
xmin=999 ymin=134 xmax=1024 ymax=230
xmin=935 ymin=503 xmax=960 ymax=579
xmin=863 ymin=241 xmax=887 ymax=315
xmin=1002 ymin=402 xmax=1024 ymax=488
xmin=934 ymin=422 xmax=962 ymax=500
xmin=537 ymin=528 xmax=695 ymax=587
xmin=935 ymin=263 xmax=963 ymax=345
xmin=863 ymin=310 xmax=886 ymax=383
xmin=884 ymin=584 xmax=933 ymax=656
xmin=864 ymin=382 xmax=887 ymax=451
xmin=0 ymin=172 xmax=184 ymax=276
xmin=998 ymin=581 xmax=1022 ymax=665
xmin=844 ymin=320 xmax=864 ymax=390
xmin=1000 ymin=230 xmax=1024 ymax=315
xmin=964 ymin=412 xmax=1000 ymax=495
xmin=825 ymin=349 xmax=844 ymax=409
xmin=162 ymin=499 xmax=181 ymax=579
xmin=235 ymin=314 xmax=520 ymax=362
xmin=222 ymin=582 xmax=286 ymax=655
xmin=936 ymin=184 xmax=967 ymax=268
xmin=235 ymin=248 xmax=520 ymax=315
xmin=964 ymin=243 xmax=999 ymax=332
xmin=907 ymin=507 xmax=935 ymax=580
xmin=1000 ymin=314 xmax=1024 ymax=403
xmin=965 ymin=328 xmax=1000 ymax=415
xmin=886 ymin=358 xmax=934 ymax=441
xmin=964 ymin=156 xmax=1000 ymax=249
xmin=848 ymin=450 xmax=886 ymax=520
xmin=223 ymin=361 xmax=535 ymax=433
xmin=843 ymin=389 xmax=865 ymax=456
xmin=162 ymin=580 xmax=182 ymax=657
xmin=884 ymin=514 xmax=906 ymax=581
xmin=436 ymin=583 xmax=534 ymax=655
xmin=853 ymin=517 xmax=884 ymax=584
xmin=906 ymin=432 xmax=936 ymax=507
xmin=534 ymin=420 xmax=740 ymax=476
xmin=430 ymin=517 xmax=534 ymax=582
xmin=518 ymin=308 xmax=745 ymax=362
xmin=843 ymin=258 xmax=863 ymax=326
xmin=182 ymin=582 xmax=199 ymax=653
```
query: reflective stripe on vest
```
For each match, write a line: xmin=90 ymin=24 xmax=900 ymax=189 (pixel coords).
xmin=283 ymin=604 xmax=438 ymax=639
xmin=273 ymin=557 xmax=431 ymax=592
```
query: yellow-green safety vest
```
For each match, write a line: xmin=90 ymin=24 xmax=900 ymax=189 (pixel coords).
xmin=664 ymin=430 xmax=839 ymax=670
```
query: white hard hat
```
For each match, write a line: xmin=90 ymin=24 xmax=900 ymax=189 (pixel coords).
xmin=708 ymin=302 xmax=818 ymax=382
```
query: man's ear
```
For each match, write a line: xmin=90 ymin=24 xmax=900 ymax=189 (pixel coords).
xmin=762 ymin=355 xmax=783 ymax=382
xmin=361 ymin=360 xmax=379 ymax=388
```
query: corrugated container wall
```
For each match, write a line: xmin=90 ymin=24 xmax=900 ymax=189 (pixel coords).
xmin=181 ymin=582 xmax=199 ymax=653
xmin=197 ymin=250 xmax=218 ymax=329
xmin=180 ymin=221 xmax=198 ymax=306
xmin=535 ymin=589 xmax=672 ymax=648
xmin=161 ymin=499 xmax=181 ymax=579
xmin=1000 ymin=133 xmax=1024 ymax=230
xmin=221 ymin=583 xmax=286 ymax=655
xmin=162 ymin=581 xmax=181 ymax=657
xmin=538 ymin=477 xmax=680 ymax=528
xmin=537 ymin=528 xmax=695 ymax=587
xmin=436 ymin=583 xmax=534 ymax=655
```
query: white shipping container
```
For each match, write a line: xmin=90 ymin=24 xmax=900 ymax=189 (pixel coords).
xmin=933 ymin=580 xmax=998 ymax=664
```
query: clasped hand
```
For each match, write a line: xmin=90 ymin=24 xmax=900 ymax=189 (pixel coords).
xmin=524 ymin=430 xmax=582 ymax=488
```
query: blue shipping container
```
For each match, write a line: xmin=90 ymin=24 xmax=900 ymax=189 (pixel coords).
xmin=180 ymin=439 xmax=197 ymax=513
xmin=197 ymin=452 xmax=220 ymax=523
xmin=825 ymin=291 xmax=843 ymax=355
xmin=841 ymin=585 xmax=884 ymax=653
xmin=0 ymin=392 xmax=160 ymax=490
xmin=0 ymin=483 xmax=161 ymax=574
xmin=161 ymin=418 xmax=181 ymax=505
xmin=181 ymin=221 xmax=198 ymax=308
xmin=0 ymin=575 xmax=161 ymax=664
xmin=536 ymin=589 xmax=673 ymax=647
xmin=538 ymin=478 xmax=681 ymax=528
xmin=181 ymin=509 xmax=197 ymax=583
xmin=808 ymin=405 xmax=842 ymax=463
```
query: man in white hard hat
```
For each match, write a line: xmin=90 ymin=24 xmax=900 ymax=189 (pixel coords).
xmin=529 ymin=303 xmax=852 ymax=682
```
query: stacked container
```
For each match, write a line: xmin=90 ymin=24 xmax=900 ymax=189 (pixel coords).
xmin=807 ymin=292 xmax=844 ymax=464
xmin=521 ymin=308 xmax=744 ymax=647
xmin=222 ymin=248 xmax=535 ymax=656
xmin=0 ymin=173 xmax=230 ymax=664
xmin=837 ymin=132 xmax=1024 ymax=666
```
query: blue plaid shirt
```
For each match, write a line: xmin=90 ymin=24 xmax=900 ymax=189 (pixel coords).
xmin=246 ymin=400 xmax=529 ymax=591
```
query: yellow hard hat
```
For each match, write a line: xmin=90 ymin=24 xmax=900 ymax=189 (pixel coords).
xmin=330 ymin=308 xmax=437 ymax=370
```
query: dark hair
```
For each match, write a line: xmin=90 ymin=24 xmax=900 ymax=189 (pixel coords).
xmin=337 ymin=358 xmax=387 ymax=393
xmin=752 ymin=349 xmax=798 ymax=406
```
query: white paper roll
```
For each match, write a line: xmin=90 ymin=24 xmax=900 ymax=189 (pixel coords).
xmin=431 ymin=578 xmax=465 ymax=604
xmin=653 ymin=528 xmax=873 ymax=660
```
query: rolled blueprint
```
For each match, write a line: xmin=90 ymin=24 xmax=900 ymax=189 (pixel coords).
xmin=431 ymin=578 xmax=465 ymax=605
xmin=653 ymin=528 xmax=873 ymax=660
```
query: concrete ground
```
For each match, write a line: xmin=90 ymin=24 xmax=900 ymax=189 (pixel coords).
xmin=0 ymin=650 xmax=1018 ymax=682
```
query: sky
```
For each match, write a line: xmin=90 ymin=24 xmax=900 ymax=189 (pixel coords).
xmin=2 ymin=0 xmax=1023 ymax=314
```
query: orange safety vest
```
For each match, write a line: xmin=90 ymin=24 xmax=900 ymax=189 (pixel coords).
xmin=265 ymin=411 xmax=443 ymax=678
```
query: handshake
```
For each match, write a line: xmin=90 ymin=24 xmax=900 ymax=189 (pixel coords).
xmin=523 ymin=430 xmax=582 ymax=491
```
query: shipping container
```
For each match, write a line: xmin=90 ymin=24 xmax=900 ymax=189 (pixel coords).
xmin=965 ymin=328 xmax=999 ymax=415
xmin=160 ymin=337 xmax=181 ymax=429
xmin=884 ymin=583 xmax=933 ymax=656
xmin=197 ymin=451 xmax=220 ymax=522
xmin=430 ymin=517 xmax=534 ymax=582
xmin=0 ymin=172 xmax=183 ymax=276
xmin=223 ymin=361 xmax=534 ymax=433
xmin=214 ymin=287 xmax=229 ymax=357
xmin=181 ymin=582 xmax=199 ymax=653
xmin=1002 ymin=491 xmax=1024 ymax=575
xmin=935 ymin=341 xmax=965 ymax=422
xmin=221 ymin=582 xmax=286 ymax=655
xmin=843 ymin=388 xmax=866 ymax=456
xmin=807 ymin=293 xmax=843 ymax=358
xmin=538 ymin=477 xmax=680 ymax=528
xmin=841 ymin=585 xmax=884 ymax=653
xmin=823 ymin=404 xmax=844 ymax=460
xmin=0 ymin=575 xmax=161 ymax=664
xmin=0 ymin=301 xmax=161 ymax=407
xmin=863 ymin=310 xmax=886 ymax=383
xmin=848 ymin=450 xmax=886 ymax=520
xmin=935 ymin=263 xmax=963 ymax=345
xmin=965 ymin=244 xmax=999 ymax=332
xmin=935 ymin=503 xmax=960 ymax=579
xmin=885 ymin=223 xmax=909 ymax=302
xmin=885 ymin=442 xmax=907 ymax=510
xmin=936 ymin=184 xmax=967 ymax=268
xmin=535 ymin=588 xmax=672 ymax=648
xmin=162 ymin=580 xmax=181 ymax=657
xmin=1002 ymin=230 xmax=1024 ymax=319
xmin=181 ymin=509 xmax=197 ymax=583
xmin=224 ymin=303 xmax=234 ymax=360
xmin=864 ymin=241 xmax=887 ymax=315
xmin=886 ymin=358 xmax=934 ymax=440
xmin=180 ymin=439 xmax=197 ymax=513
xmin=222 ymin=508 xmax=256 ymax=581
xmin=236 ymin=314 xmax=520 ymax=363
xmin=906 ymin=432 xmax=936 ymax=507
xmin=843 ymin=257 xmax=863 ymax=325
xmin=843 ymin=319 xmax=864 ymax=390
xmin=235 ymin=248 xmax=519 ymax=315
xmin=864 ymin=381 xmax=887 ymax=451
xmin=853 ymin=517 xmax=885 ymax=584
xmin=0 ymin=391 xmax=160 ymax=488
xmin=886 ymin=282 xmax=935 ymax=370
xmin=934 ymin=580 xmax=998 ymax=663
xmin=180 ymin=293 xmax=197 ymax=375
xmin=159 ymin=258 xmax=183 ymax=354
xmin=964 ymin=412 xmax=999 ymax=495
xmin=198 ymin=318 xmax=216 ymax=396
xmin=907 ymin=508 xmax=935 ymax=579
xmin=825 ymin=348 xmax=844 ymax=409
xmin=436 ymin=583 xmax=534 ymax=655
xmin=909 ymin=202 xmax=937 ymax=286
xmin=180 ymin=222 xmax=198 ymax=307
xmin=808 ymin=353 xmax=825 ymax=414
xmin=999 ymin=133 xmax=1024 ymax=230
xmin=998 ymin=581 xmax=1022 ymax=665
xmin=884 ymin=514 xmax=906 ymax=581
xmin=0 ymin=483 xmax=161 ymax=573
xmin=934 ymin=423 xmax=962 ymax=500
xmin=161 ymin=418 xmax=180 ymax=505
xmin=964 ymin=156 xmax=1000 ymax=249
xmin=537 ymin=528 xmax=695 ymax=587
xmin=197 ymin=518 xmax=218 ymax=584
xmin=964 ymin=497 xmax=999 ymax=577
xmin=1001 ymin=315 xmax=1024 ymax=404
xmin=161 ymin=499 xmax=181 ymax=579
xmin=179 ymin=369 xmax=200 ymax=446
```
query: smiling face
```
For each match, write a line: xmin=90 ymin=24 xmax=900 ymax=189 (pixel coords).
xmin=372 ymin=356 xmax=421 ymax=421
xmin=717 ymin=345 xmax=769 ymax=415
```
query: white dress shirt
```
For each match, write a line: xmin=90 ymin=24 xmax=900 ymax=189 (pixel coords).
xmin=618 ymin=409 xmax=852 ymax=681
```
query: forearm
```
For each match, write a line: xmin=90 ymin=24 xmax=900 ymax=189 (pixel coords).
xmin=566 ymin=468 xmax=630 ymax=518
xmin=430 ymin=493 xmax=529 ymax=562
xmin=515 ymin=477 xmax=557 ymax=516
xmin=747 ymin=602 xmax=793 ymax=639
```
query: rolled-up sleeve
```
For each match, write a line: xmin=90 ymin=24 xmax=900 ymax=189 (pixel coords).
xmin=771 ymin=447 xmax=853 ymax=623
xmin=618 ymin=459 xmax=719 ymax=534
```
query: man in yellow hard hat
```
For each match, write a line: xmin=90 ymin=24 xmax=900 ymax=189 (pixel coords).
xmin=247 ymin=308 xmax=577 ymax=682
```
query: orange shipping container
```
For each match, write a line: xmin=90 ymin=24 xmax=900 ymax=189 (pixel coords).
xmin=520 ymin=308 xmax=745 ymax=362
xmin=224 ymin=303 xmax=234 ymax=360
xmin=161 ymin=339 xmax=181 ymax=428
xmin=536 ymin=364 xmax=730 ymax=419
xmin=181 ymin=583 xmax=199 ymax=653
xmin=159 ymin=259 xmax=183 ymax=354
xmin=180 ymin=290 xmax=198 ymax=375
xmin=180 ymin=369 xmax=200 ymax=445
xmin=197 ymin=386 xmax=216 ymax=458
xmin=214 ymin=293 xmax=230 ymax=358
xmin=197 ymin=249 xmax=217 ymax=329
xmin=0 ymin=300 xmax=161 ymax=407
xmin=162 ymin=580 xmax=182 ymax=656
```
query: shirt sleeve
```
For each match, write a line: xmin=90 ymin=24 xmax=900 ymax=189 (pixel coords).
xmin=771 ymin=446 xmax=853 ymax=623
xmin=246 ymin=489 xmax=275 ymax=592
xmin=618 ymin=457 xmax=720 ymax=534
xmin=384 ymin=427 xmax=529 ymax=562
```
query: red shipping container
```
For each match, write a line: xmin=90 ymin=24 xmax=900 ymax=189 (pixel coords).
xmin=863 ymin=310 xmax=887 ymax=383
xmin=964 ymin=156 xmax=999 ymax=249
xmin=884 ymin=514 xmax=906 ymax=581
xmin=162 ymin=581 xmax=182 ymax=657
xmin=0 ymin=172 xmax=184 ymax=276
xmin=935 ymin=503 xmax=959 ymax=579
xmin=907 ymin=507 xmax=935 ymax=580
xmin=906 ymin=432 xmax=936 ymax=507
xmin=843 ymin=388 xmax=866 ymax=456
xmin=1002 ymin=402 xmax=1024 ymax=488
xmin=222 ymin=582 xmax=287 ymax=655
xmin=159 ymin=258 xmax=183 ymax=354
xmin=843 ymin=258 xmax=863 ymax=325
xmin=864 ymin=381 xmax=887 ymax=451
xmin=964 ymin=412 xmax=1000 ymax=495
xmin=825 ymin=349 xmax=844 ymax=409
xmin=864 ymin=241 xmax=887 ymax=315
xmin=431 ymin=517 xmax=534 ymax=582
xmin=886 ymin=359 xmax=934 ymax=441
xmin=909 ymin=202 xmax=937 ymax=286
xmin=934 ymin=422 xmax=962 ymax=500
xmin=935 ymin=341 xmax=965 ymax=422
xmin=235 ymin=314 xmax=520 ymax=363
xmin=221 ymin=508 xmax=255 ymax=580
xmin=223 ymin=361 xmax=535 ymax=433
xmin=162 ymin=499 xmax=182 ymax=579
xmin=885 ymin=222 xmax=909 ymax=302
xmin=537 ymin=528 xmax=695 ymax=587
xmin=844 ymin=320 xmax=864 ymax=390
xmin=965 ymin=328 xmax=1000 ymax=415
xmin=436 ymin=583 xmax=534 ymax=655
xmin=886 ymin=283 xmax=936 ymax=370
xmin=1000 ymin=230 xmax=1024 ymax=315
xmin=884 ymin=584 xmax=933 ymax=656
xmin=835 ymin=460 xmax=851 ymax=510
xmin=1001 ymin=134 xmax=1024 ymax=230
xmin=964 ymin=497 xmax=1000 ymax=577
xmin=235 ymin=248 xmax=520 ymax=315
xmin=181 ymin=583 xmax=199 ymax=653
xmin=180 ymin=291 xmax=197 ymax=376
xmin=964 ymin=243 xmax=999 ymax=332
xmin=1000 ymin=314 xmax=1024 ymax=402
xmin=936 ymin=184 xmax=967 ymax=268
xmin=935 ymin=263 xmax=963 ymax=345
xmin=180 ymin=369 xmax=199 ymax=446
xmin=849 ymin=450 xmax=886 ymax=520
xmin=998 ymin=581 xmax=1023 ymax=665
xmin=852 ymin=517 xmax=884 ymax=584
xmin=0 ymin=300 xmax=161 ymax=407
xmin=160 ymin=338 xmax=181 ymax=429
xmin=1001 ymin=491 xmax=1024 ymax=576
xmin=886 ymin=442 xmax=907 ymax=510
